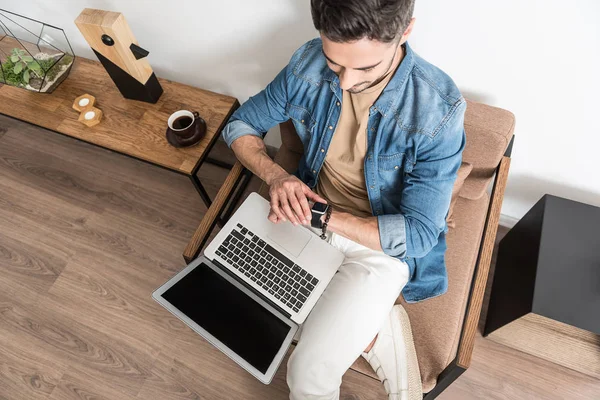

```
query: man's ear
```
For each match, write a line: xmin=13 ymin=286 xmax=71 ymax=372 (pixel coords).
xmin=400 ymin=17 xmax=416 ymax=44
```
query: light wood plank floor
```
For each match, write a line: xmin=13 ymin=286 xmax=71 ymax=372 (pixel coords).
xmin=0 ymin=115 xmax=598 ymax=399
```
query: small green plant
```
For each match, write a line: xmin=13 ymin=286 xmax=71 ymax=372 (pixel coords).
xmin=0 ymin=58 xmax=22 ymax=86
xmin=8 ymin=48 xmax=42 ymax=85
xmin=40 ymin=54 xmax=73 ymax=82
xmin=0 ymin=48 xmax=73 ymax=89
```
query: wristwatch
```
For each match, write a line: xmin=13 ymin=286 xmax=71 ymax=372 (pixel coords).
xmin=311 ymin=202 xmax=330 ymax=229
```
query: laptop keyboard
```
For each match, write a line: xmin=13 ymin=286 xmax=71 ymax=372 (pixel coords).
xmin=215 ymin=223 xmax=319 ymax=313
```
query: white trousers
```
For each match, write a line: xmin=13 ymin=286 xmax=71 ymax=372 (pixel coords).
xmin=287 ymin=227 xmax=410 ymax=399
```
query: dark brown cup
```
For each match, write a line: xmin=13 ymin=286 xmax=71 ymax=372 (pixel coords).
xmin=166 ymin=110 xmax=207 ymax=148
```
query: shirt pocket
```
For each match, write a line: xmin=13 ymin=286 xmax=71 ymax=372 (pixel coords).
xmin=377 ymin=153 xmax=408 ymax=193
xmin=286 ymin=103 xmax=316 ymax=133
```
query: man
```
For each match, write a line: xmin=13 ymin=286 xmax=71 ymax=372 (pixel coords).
xmin=222 ymin=0 xmax=466 ymax=399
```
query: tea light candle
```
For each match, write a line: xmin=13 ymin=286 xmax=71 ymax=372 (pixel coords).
xmin=72 ymin=94 xmax=96 ymax=112
xmin=77 ymin=104 xmax=102 ymax=127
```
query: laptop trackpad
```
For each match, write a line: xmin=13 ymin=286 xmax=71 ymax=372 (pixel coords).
xmin=268 ymin=222 xmax=311 ymax=257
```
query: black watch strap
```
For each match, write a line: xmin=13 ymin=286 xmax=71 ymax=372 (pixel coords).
xmin=311 ymin=210 xmax=323 ymax=229
xmin=320 ymin=206 xmax=333 ymax=240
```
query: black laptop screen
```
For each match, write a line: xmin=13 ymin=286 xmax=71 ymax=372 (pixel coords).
xmin=162 ymin=262 xmax=292 ymax=374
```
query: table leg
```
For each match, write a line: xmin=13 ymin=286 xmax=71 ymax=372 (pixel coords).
xmin=221 ymin=168 xmax=253 ymax=222
xmin=189 ymin=173 xmax=213 ymax=209
xmin=188 ymin=148 xmax=238 ymax=227
xmin=189 ymin=162 xmax=252 ymax=229
xmin=205 ymin=156 xmax=235 ymax=170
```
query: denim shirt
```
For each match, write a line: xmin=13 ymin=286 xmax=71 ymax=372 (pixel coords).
xmin=222 ymin=38 xmax=466 ymax=303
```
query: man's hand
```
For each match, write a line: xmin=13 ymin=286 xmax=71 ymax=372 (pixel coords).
xmin=228 ymin=135 xmax=327 ymax=226
xmin=267 ymin=171 xmax=327 ymax=225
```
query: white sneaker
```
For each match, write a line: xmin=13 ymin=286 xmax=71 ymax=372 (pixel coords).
xmin=361 ymin=305 xmax=422 ymax=400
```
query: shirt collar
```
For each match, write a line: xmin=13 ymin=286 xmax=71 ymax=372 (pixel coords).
xmin=373 ymin=42 xmax=414 ymax=117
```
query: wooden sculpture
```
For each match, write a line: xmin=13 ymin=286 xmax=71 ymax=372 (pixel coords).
xmin=74 ymin=8 xmax=163 ymax=103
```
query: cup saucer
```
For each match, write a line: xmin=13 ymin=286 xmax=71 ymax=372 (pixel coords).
xmin=166 ymin=115 xmax=207 ymax=148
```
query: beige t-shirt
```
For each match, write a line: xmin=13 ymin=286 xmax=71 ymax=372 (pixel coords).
xmin=316 ymin=71 xmax=395 ymax=217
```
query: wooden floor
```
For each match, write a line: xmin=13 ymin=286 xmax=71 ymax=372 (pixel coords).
xmin=0 ymin=115 xmax=598 ymax=399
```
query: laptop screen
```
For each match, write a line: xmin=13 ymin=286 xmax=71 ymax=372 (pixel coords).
xmin=162 ymin=262 xmax=292 ymax=374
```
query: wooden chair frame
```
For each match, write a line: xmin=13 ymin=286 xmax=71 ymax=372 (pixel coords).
xmin=424 ymin=135 xmax=514 ymax=398
xmin=183 ymin=135 xmax=514 ymax=399
xmin=183 ymin=161 xmax=252 ymax=263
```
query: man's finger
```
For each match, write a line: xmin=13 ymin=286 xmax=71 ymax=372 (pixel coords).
xmin=295 ymin=189 xmax=312 ymax=222
xmin=288 ymin=191 xmax=307 ymax=225
xmin=279 ymin=191 xmax=297 ymax=224
xmin=268 ymin=209 xmax=279 ymax=223
xmin=270 ymin=192 xmax=287 ymax=222
xmin=280 ymin=195 xmax=300 ymax=225
xmin=304 ymin=187 xmax=328 ymax=204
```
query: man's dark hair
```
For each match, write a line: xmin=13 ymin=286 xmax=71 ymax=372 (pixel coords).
xmin=311 ymin=0 xmax=415 ymax=43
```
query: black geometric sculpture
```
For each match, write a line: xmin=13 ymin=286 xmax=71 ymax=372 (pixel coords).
xmin=75 ymin=8 xmax=163 ymax=103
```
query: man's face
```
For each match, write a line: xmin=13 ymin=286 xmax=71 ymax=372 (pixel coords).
xmin=321 ymin=35 xmax=400 ymax=94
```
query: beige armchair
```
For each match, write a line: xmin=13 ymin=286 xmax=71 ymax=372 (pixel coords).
xmin=185 ymin=99 xmax=515 ymax=398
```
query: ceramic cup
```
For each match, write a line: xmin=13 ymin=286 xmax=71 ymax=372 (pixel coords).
xmin=165 ymin=110 xmax=207 ymax=148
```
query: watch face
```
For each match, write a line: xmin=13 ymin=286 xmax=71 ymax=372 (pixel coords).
xmin=312 ymin=202 xmax=328 ymax=213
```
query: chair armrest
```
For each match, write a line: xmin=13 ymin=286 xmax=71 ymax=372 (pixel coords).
xmin=456 ymin=154 xmax=511 ymax=369
xmin=183 ymin=161 xmax=245 ymax=263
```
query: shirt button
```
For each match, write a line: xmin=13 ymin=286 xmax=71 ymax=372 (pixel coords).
xmin=371 ymin=127 xmax=375 ymax=132
xmin=321 ymin=148 xmax=325 ymax=153
xmin=301 ymin=119 xmax=304 ymax=123
xmin=336 ymin=102 xmax=340 ymax=106
xmin=370 ymin=186 xmax=375 ymax=189
xmin=329 ymin=126 xmax=333 ymax=130
xmin=394 ymin=165 xmax=399 ymax=170
xmin=312 ymin=169 xmax=316 ymax=174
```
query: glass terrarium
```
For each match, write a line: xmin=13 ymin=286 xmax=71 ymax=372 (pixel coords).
xmin=0 ymin=9 xmax=74 ymax=93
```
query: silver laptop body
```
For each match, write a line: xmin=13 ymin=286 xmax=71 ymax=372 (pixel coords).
xmin=153 ymin=192 xmax=344 ymax=383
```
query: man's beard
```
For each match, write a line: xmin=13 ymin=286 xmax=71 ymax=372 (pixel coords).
xmin=347 ymin=81 xmax=372 ymax=94
xmin=347 ymin=42 xmax=401 ymax=94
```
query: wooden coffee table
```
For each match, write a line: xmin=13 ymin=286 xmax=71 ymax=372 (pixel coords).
xmin=0 ymin=55 xmax=250 ymax=263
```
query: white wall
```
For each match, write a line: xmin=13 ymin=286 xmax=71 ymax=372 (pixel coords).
xmin=1 ymin=0 xmax=318 ymax=147
xmin=2 ymin=0 xmax=599 ymax=222
xmin=411 ymin=0 xmax=600 ymax=223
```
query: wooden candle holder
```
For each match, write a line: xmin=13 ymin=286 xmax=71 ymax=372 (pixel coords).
xmin=78 ymin=106 xmax=103 ymax=127
xmin=72 ymin=94 xmax=96 ymax=112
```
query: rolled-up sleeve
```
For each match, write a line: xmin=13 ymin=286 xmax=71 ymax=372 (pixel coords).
xmin=378 ymin=213 xmax=408 ymax=256
xmin=378 ymin=100 xmax=467 ymax=259
xmin=222 ymin=64 xmax=290 ymax=148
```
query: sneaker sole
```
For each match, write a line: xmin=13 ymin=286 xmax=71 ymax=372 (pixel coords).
xmin=391 ymin=305 xmax=422 ymax=400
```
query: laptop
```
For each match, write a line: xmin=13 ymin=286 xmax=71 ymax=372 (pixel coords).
xmin=152 ymin=192 xmax=344 ymax=384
